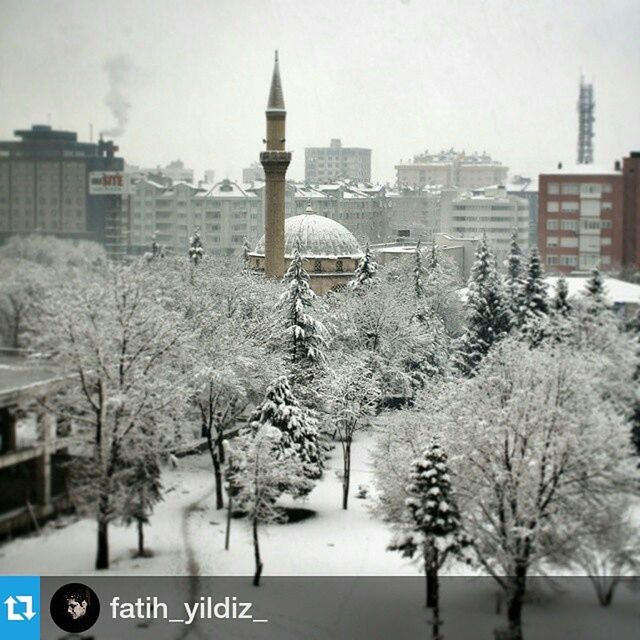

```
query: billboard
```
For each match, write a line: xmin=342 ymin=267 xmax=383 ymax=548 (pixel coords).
xmin=89 ymin=171 xmax=131 ymax=195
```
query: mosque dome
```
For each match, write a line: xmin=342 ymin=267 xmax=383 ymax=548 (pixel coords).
xmin=254 ymin=206 xmax=363 ymax=259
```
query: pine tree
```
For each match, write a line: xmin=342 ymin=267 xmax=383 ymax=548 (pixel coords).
xmin=249 ymin=376 xmax=323 ymax=486
xmin=585 ymin=267 xmax=606 ymax=307
xmin=457 ymin=238 xmax=512 ymax=375
xmin=554 ymin=276 xmax=572 ymax=316
xmin=389 ymin=439 xmax=468 ymax=633
xmin=518 ymin=248 xmax=549 ymax=342
xmin=278 ymin=242 xmax=327 ymax=364
xmin=188 ymin=230 xmax=204 ymax=265
xmin=350 ymin=243 xmax=378 ymax=291
xmin=505 ymin=231 xmax=524 ymax=315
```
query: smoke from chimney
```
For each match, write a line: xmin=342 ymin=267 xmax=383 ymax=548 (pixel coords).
xmin=100 ymin=54 xmax=134 ymax=138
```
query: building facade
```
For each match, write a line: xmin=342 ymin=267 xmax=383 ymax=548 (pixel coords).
xmin=128 ymin=178 xmax=262 ymax=256
xmin=385 ymin=186 xmax=441 ymax=242
xmin=0 ymin=125 xmax=125 ymax=257
xmin=242 ymin=162 xmax=265 ymax=183
xmin=395 ymin=149 xmax=508 ymax=189
xmin=440 ymin=186 xmax=529 ymax=264
xmin=305 ymin=139 xmax=372 ymax=183
xmin=622 ymin=152 xmax=640 ymax=270
xmin=538 ymin=165 xmax=624 ymax=273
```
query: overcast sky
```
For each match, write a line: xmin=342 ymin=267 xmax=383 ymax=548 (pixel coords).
xmin=1 ymin=0 xmax=639 ymax=184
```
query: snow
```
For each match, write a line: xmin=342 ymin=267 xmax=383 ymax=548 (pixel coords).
xmin=546 ymin=276 xmax=640 ymax=305
xmin=253 ymin=212 xmax=364 ymax=259
xmin=543 ymin=164 xmax=621 ymax=176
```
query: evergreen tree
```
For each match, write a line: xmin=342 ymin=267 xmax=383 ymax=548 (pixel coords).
xmin=188 ymin=230 xmax=204 ymax=265
xmin=585 ymin=267 xmax=606 ymax=307
xmin=249 ymin=376 xmax=323 ymax=486
xmin=389 ymin=439 xmax=468 ymax=633
xmin=518 ymin=247 xmax=549 ymax=342
xmin=505 ymin=231 xmax=524 ymax=315
xmin=350 ymin=243 xmax=378 ymax=291
xmin=278 ymin=242 xmax=327 ymax=364
xmin=457 ymin=238 xmax=511 ymax=374
xmin=554 ymin=276 xmax=572 ymax=316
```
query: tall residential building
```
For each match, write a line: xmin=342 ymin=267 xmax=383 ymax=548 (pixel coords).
xmin=395 ymin=149 xmax=508 ymax=189
xmin=385 ymin=186 xmax=441 ymax=242
xmin=538 ymin=164 xmax=623 ymax=273
xmin=128 ymin=178 xmax=262 ymax=256
xmin=440 ymin=185 xmax=529 ymax=264
xmin=242 ymin=162 xmax=265 ymax=183
xmin=505 ymin=175 xmax=539 ymax=248
xmin=305 ymin=139 xmax=372 ymax=183
xmin=0 ymin=125 xmax=125 ymax=257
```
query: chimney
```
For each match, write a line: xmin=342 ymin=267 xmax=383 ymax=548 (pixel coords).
xmin=558 ymin=162 xmax=563 ymax=170
xmin=614 ymin=160 xmax=621 ymax=171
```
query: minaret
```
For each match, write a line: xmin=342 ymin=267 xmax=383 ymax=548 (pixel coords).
xmin=260 ymin=51 xmax=291 ymax=278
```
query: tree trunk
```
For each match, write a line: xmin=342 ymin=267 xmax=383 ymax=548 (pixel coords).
xmin=137 ymin=518 xmax=145 ymax=557
xmin=424 ymin=543 xmax=439 ymax=609
xmin=252 ymin=517 xmax=263 ymax=586
xmin=225 ymin=493 xmax=232 ymax=551
xmin=96 ymin=517 xmax=109 ymax=570
xmin=218 ymin=437 xmax=225 ymax=464
xmin=342 ymin=439 xmax=351 ymax=510
xmin=506 ymin=562 xmax=527 ymax=640
xmin=207 ymin=431 xmax=224 ymax=510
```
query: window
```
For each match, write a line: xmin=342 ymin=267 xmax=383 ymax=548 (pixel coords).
xmin=313 ymin=260 xmax=322 ymax=273
xmin=601 ymin=255 xmax=611 ymax=265
xmin=560 ymin=237 xmax=578 ymax=248
xmin=561 ymin=183 xmax=579 ymax=195
xmin=546 ymin=254 xmax=559 ymax=265
xmin=546 ymin=219 xmax=559 ymax=230
xmin=601 ymin=237 xmax=612 ymax=246
xmin=547 ymin=183 xmax=560 ymax=195
xmin=546 ymin=237 xmax=559 ymax=247
xmin=601 ymin=202 xmax=613 ymax=211
xmin=547 ymin=201 xmax=559 ymax=213
xmin=336 ymin=259 xmax=344 ymax=273
xmin=561 ymin=201 xmax=579 ymax=212
xmin=602 ymin=183 xmax=613 ymax=193
xmin=561 ymin=220 xmax=577 ymax=232
xmin=560 ymin=255 xmax=578 ymax=266
xmin=580 ymin=183 xmax=602 ymax=196
xmin=601 ymin=220 xmax=612 ymax=229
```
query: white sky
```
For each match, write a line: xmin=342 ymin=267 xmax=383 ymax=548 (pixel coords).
xmin=1 ymin=0 xmax=639 ymax=184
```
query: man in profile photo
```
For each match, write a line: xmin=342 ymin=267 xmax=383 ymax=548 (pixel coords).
xmin=50 ymin=583 xmax=100 ymax=634
xmin=65 ymin=588 xmax=90 ymax=620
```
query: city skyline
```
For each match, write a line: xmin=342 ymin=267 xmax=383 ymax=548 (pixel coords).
xmin=2 ymin=0 xmax=639 ymax=184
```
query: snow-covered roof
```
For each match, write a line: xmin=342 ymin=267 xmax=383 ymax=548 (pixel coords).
xmin=205 ymin=180 xmax=257 ymax=198
xmin=253 ymin=211 xmax=363 ymax=259
xmin=542 ymin=164 xmax=622 ymax=176
xmin=547 ymin=276 xmax=640 ymax=305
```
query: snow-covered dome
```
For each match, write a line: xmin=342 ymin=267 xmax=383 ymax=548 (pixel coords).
xmin=254 ymin=208 xmax=363 ymax=259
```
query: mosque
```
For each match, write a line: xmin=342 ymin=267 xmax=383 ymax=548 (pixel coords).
xmin=248 ymin=52 xmax=363 ymax=295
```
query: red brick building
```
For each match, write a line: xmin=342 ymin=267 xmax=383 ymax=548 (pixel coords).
xmin=538 ymin=155 xmax=640 ymax=273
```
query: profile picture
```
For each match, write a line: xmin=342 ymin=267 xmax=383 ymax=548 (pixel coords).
xmin=49 ymin=583 xmax=100 ymax=633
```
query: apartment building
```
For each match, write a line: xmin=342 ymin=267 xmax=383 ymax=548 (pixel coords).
xmin=440 ymin=186 xmax=529 ymax=264
xmin=385 ymin=186 xmax=441 ymax=242
xmin=305 ymin=139 xmax=372 ymax=183
xmin=128 ymin=178 xmax=262 ymax=256
xmin=538 ymin=165 xmax=624 ymax=273
xmin=395 ymin=149 xmax=508 ymax=189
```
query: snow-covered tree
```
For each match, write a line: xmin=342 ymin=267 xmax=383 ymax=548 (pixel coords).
xmin=242 ymin=237 xmax=252 ymax=266
xmin=429 ymin=340 xmax=638 ymax=639
xmin=34 ymin=265 xmax=193 ymax=570
xmin=350 ymin=242 xmax=378 ymax=291
xmin=504 ymin=231 xmax=524 ymax=315
xmin=388 ymin=439 xmax=468 ymax=630
xmin=631 ymin=310 xmax=640 ymax=461
xmin=518 ymin=247 xmax=549 ymax=338
xmin=322 ymin=354 xmax=381 ymax=509
xmin=413 ymin=239 xmax=426 ymax=301
xmin=249 ymin=376 xmax=322 ymax=487
xmin=457 ymin=238 xmax=511 ymax=375
xmin=278 ymin=243 xmax=327 ymax=365
xmin=553 ymin=275 xmax=572 ymax=316
xmin=227 ymin=425 xmax=309 ymax=585
xmin=188 ymin=230 xmax=205 ymax=265
xmin=585 ymin=266 xmax=606 ymax=309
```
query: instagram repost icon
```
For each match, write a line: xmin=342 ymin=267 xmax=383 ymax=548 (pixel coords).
xmin=50 ymin=583 xmax=100 ymax=634
xmin=0 ymin=576 xmax=40 ymax=640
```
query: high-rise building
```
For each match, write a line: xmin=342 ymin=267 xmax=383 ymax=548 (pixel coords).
xmin=0 ymin=125 xmax=126 ymax=257
xmin=538 ymin=164 xmax=624 ymax=273
xmin=242 ymin=162 xmax=264 ymax=183
xmin=305 ymin=139 xmax=371 ymax=183
xmin=395 ymin=149 xmax=508 ymax=189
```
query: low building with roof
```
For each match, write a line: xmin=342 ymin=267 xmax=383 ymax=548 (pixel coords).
xmin=0 ymin=352 xmax=73 ymax=537
xmin=248 ymin=204 xmax=363 ymax=295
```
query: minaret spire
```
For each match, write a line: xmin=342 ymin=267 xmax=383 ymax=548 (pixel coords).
xmin=267 ymin=49 xmax=285 ymax=113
